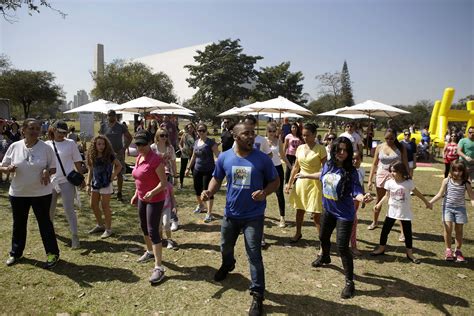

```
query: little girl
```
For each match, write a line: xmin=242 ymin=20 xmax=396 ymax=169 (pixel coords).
xmin=86 ymin=135 xmax=122 ymax=238
xmin=371 ymin=161 xmax=431 ymax=264
xmin=429 ymin=160 xmax=474 ymax=262
xmin=351 ymin=151 xmax=365 ymax=256
xmin=161 ymin=181 xmax=179 ymax=250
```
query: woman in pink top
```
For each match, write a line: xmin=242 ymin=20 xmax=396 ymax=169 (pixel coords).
xmin=131 ymin=130 xmax=168 ymax=284
xmin=443 ymin=133 xmax=459 ymax=178
xmin=284 ymin=123 xmax=303 ymax=184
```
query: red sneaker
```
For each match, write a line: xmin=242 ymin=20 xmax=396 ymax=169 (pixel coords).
xmin=455 ymin=249 xmax=466 ymax=263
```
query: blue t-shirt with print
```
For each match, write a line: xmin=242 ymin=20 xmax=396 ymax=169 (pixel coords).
xmin=320 ymin=163 xmax=364 ymax=221
xmin=213 ymin=149 xmax=278 ymax=219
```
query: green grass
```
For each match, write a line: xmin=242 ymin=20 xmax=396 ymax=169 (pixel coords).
xmin=0 ymin=140 xmax=473 ymax=314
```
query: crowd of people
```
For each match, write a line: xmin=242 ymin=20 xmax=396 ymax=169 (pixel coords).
xmin=1 ymin=114 xmax=474 ymax=316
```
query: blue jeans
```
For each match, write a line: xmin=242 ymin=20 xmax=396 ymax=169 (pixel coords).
xmin=220 ymin=215 xmax=265 ymax=295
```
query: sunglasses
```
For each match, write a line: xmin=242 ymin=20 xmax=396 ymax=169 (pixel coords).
xmin=385 ymin=137 xmax=395 ymax=141
xmin=404 ymin=134 xmax=410 ymax=136
xmin=327 ymin=138 xmax=335 ymax=140
xmin=267 ymin=130 xmax=276 ymax=133
xmin=159 ymin=134 xmax=168 ymax=138
xmin=136 ymin=143 xmax=146 ymax=147
xmin=197 ymin=129 xmax=207 ymax=133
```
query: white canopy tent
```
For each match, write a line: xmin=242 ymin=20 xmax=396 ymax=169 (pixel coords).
xmin=243 ymin=96 xmax=313 ymax=116
xmin=335 ymin=100 xmax=410 ymax=118
xmin=151 ymin=108 xmax=194 ymax=117
xmin=115 ymin=96 xmax=184 ymax=113
xmin=64 ymin=99 xmax=121 ymax=114
xmin=317 ymin=107 xmax=373 ymax=120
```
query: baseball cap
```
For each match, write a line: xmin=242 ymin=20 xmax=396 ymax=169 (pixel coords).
xmin=53 ymin=120 xmax=68 ymax=133
xmin=134 ymin=130 xmax=151 ymax=145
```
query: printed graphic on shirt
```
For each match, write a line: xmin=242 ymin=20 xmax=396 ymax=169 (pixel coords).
xmin=290 ymin=139 xmax=300 ymax=148
xmin=232 ymin=166 xmax=252 ymax=189
xmin=391 ymin=188 xmax=406 ymax=205
xmin=322 ymin=172 xmax=341 ymax=200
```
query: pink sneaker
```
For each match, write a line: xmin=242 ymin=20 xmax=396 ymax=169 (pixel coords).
xmin=455 ymin=249 xmax=466 ymax=263
xmin=445 ymin=249 xmax=454 ymax=261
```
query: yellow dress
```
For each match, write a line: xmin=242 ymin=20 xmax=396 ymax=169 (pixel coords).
xmin=290 ymin=143 xmax=327 ymax=213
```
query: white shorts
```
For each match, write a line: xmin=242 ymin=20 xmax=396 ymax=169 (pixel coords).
xmin=91 ymin=183 xmax=113 ymax=195
xmin=408 ymin=161 xmax=414 ymax=169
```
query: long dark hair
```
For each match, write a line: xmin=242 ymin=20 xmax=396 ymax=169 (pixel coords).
xmin=327 ymin=136 xmax=355 ymax=198
xmin=291 ymin=122 xmax=302 ymax=140
xmin=386 ymin=128 xmax=402 ymax=152
xmin=389 ymin=161 xmax=411 ymax=180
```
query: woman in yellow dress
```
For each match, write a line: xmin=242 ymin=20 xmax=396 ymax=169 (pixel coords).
xmin=285 ymin=123 xmax=327 ymax=242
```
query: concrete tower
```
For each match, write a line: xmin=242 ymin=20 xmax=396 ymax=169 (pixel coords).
xmin=94 ymin=43 xmax=104 ymax=78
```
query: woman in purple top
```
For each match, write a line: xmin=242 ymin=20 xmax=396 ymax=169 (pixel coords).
xmin=296 ymin=137 xmax=372 ymax=299
xmin=185 ymin=123 xmax=220 ymax=223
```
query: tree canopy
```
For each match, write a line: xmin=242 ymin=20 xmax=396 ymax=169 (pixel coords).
xmin=185 ymin=38 xmax=262 ymax=121
xmin=91 ymin=60 xmax=177 ymax=104
xmin=315 ymin=72 xmax=342 ymax=109
xmin=1 ymin=0 xmax=66 ymax=21
xmin=0 ymin=69 xmax=64 ymax=119
xmin=254 ymin=61 xmax=304 ymax=103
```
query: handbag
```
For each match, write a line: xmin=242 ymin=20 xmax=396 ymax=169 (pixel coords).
xmin=52 ymin=141 xmax=85 ymax=186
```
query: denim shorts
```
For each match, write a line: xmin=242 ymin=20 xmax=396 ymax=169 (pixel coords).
xmin=442 ymin=205 xmax=468 ymax=224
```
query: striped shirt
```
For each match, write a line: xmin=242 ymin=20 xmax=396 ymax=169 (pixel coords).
xmin=443 ymin=178 xmax=467 ymax=208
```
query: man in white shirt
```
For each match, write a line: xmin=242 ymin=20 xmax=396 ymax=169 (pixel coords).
xmin=340 ymin=122 xmax=363 ymax=154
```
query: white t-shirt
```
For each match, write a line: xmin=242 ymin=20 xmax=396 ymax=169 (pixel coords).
xmin=384 ymin=179 xmax=415 ymax=220
xmin=1 ymin=140 xmax=56 ymax=197
xmin=46 ymin=139 xmax=83 ymax=184
xmin=267 ymin=138 xmax=282 ymax=166
xmin=340 ymin=131 xmax=363 ymax=152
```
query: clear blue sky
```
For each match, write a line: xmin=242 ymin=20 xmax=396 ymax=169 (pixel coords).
xmin=1 ymin=0 xmax=472 ymax=105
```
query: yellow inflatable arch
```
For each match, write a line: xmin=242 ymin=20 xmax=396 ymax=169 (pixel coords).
xmin=398 ymin=88 xmax=474 ymax=148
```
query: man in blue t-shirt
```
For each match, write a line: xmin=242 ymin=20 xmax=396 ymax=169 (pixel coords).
xmin=201 ymin=123 xmax=279 ymax=316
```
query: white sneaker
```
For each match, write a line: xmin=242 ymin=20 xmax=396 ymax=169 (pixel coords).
xmin=71 ymin=234 xmax=80 ymax=249
xmin=170 ymin=220 xmax=179 ymax=232
xmin=88 ymin=225 xmax=105 ymax=234
xmin=101 ymin=229 xmax=112 ymax=239
xmin=279 ymin=217 xmax=286 ymax=228
xmin=166 ymin=239 xmax=178 ymax=250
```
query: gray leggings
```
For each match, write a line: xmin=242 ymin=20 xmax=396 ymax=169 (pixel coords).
xmin=49 ymin=181 xmax=78 ymax=236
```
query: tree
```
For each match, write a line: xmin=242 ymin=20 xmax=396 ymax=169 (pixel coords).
xmin=253 ymin=61 xmax=304 ymax=103
xmin=91 ymin=60 xmax=177 ymax=104
xmin=185 ymin=38 xmax=262 ymax=122
xmin=340 ymin=61 xmax=355 ymax=107
xmin=0 ymin=54 xmax=11 ymax=73
xmin=0 ymin=69 xmax=64 ymax=119
xmin=1 ymin=0 xmax=66 ymax=21
xmin=315 ymin=72 xmax=342 ymax=109
xmin=307 ymin=94 xmax=340 ymax=115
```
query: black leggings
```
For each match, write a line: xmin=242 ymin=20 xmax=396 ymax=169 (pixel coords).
xmin=274 ymin=165 xmax=285 ymax=216
xmin=444 ymin=162 xmax=451 ymax=178
xmin=193 ymin=169 xmax=214 ymax=199
xmin=380 ymin=216 xmax=413 ymax=249
xmin=285 ymin=154 xmax=296 ymax=184
xmin=319 ymin=211 xmax=354 ymax=281
xmin=180 ymin=157 xmax=189 ymax=186
xmin=138 ymin=199 xmax=164 ymax=245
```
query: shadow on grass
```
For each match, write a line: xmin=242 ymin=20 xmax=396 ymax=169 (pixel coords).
xmin=21 ymin=258 xmax=140 ymax=287
xmin=164 ymin=262 xmax=381 ymax=315
xmin=56 ymin=235 xmax=142 ymax=256
xmin=356 ymin=272 xmax=470 ymax=315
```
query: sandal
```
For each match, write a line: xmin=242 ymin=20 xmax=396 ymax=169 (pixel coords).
xmin=367 ymin=223 xmax=377 ymax=230
xmin=289 ymin=234 xmax=302 ymax=243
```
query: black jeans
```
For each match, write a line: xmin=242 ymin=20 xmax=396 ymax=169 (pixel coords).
xmin=9 ymin=194 xmax=60 ymax=258
xmin=193 ymin=169 xmax=214 ymax=199
xmin=380 ymin=216 xmax=413 ymax=249
xmin=285 ymin=154 xmax=296 ymax=184
xmin=275 ymin=164 xmax=285 ymax=217
xmin=138 ymin=199 xmax=165 ymax=245
xmin=444 ymin=162 xmax=451 ymax=178
xmin=180 ymin=157 xmax=189 ymax=186
xmin=319 ymin=210 xmax=354 ymax=281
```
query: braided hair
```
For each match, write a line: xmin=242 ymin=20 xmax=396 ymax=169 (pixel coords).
xmin=327 ymin=136 xmax=355 ymax=198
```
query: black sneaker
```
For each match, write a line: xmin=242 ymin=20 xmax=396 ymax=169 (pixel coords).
xmin=311 ymin=255 xmax=331 ymax=267
xmin=341 ymin=280 xmax=355 ymax=299
xmin=117 ymin=192 xmax=123 ymax=201
xmin=44 ymin=253 xmax=59 ymax=269
xmin=214 ymin=262 xmax=236 ymax=282
xmin=248 ymin=292 xmax=264 ymax=316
